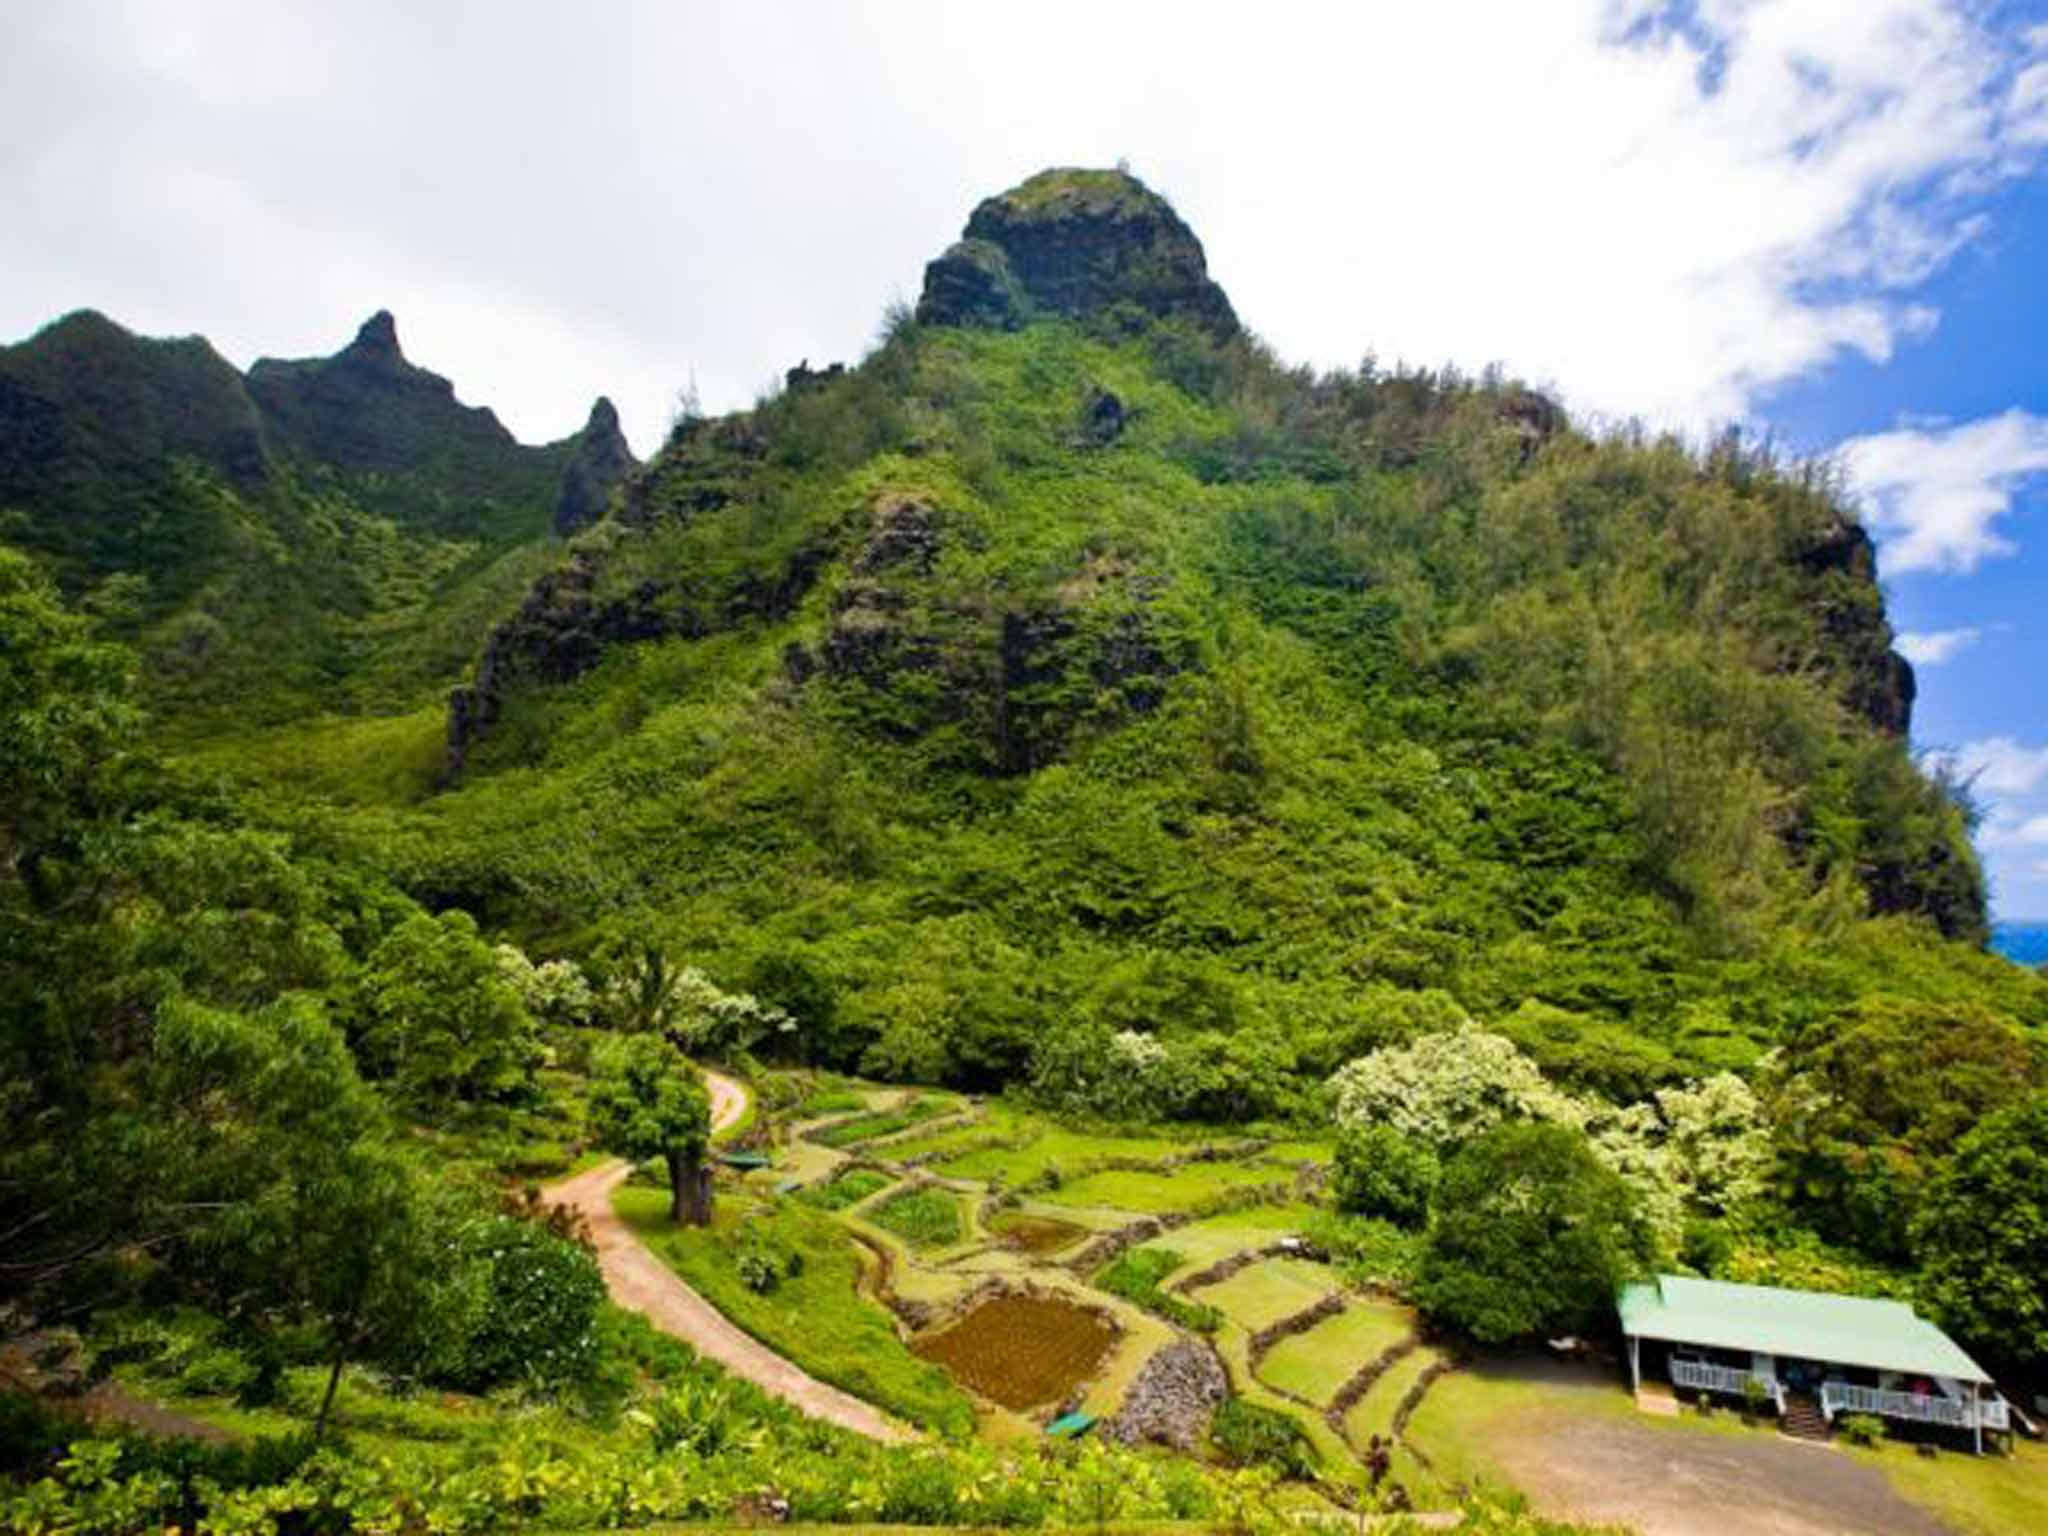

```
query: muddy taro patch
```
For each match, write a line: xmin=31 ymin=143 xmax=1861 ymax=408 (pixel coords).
xmin=913 ymin=1290 xmax=1119 ymax=1411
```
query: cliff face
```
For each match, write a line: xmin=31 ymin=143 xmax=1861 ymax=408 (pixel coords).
xmin=918 ymin=168 xmax=1239 ymax=338
xmin=1796 ymin=511 xmax=1915 ymax=737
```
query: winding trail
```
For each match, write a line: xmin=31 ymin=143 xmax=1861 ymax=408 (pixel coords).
xmin=547 ymin=1066 xmax=913 ymax=1443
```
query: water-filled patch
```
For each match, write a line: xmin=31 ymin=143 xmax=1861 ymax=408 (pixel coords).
xmin=987 ymin=1210 xmax=1087 ymax=1254
xmin=913 ymin=1290 xmax=1119 ymax=1410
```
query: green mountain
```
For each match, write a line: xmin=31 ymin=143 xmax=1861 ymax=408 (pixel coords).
xmin=0 ymin=306 xmax=631 ymax=723
xmin=176 ymin=164 xmax=2011 ymax=1113
xmin=4 ymin=166 xmax=2046 ymax=1488
xmin=0 ymin=169 xmax=2030 ymax=1094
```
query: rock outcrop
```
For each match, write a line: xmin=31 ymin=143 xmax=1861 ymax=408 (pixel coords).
xmin=1797 ymin=512 xmax=1915 ymax=737
xmin=918 ymin=168 xmax=1238 ymax=339
xmin=554 ymin=396 xmax=638 ymax=536
xmin=1104 ymin=1339 xmax=1228 ymax=1450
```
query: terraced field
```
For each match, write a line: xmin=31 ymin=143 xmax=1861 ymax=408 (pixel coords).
xmin=1193 ymin=1258 xmax=1342 ymax=1331
xmin=1344 ymin=1341 xmax=1445 ymax=1445
xmin=1039 ymin=1161 xmax=1289 ymax=1214
xmin=1257 ymin=1301 xmax=1413 ymax=1405
xmin=624 ymin=1076 xmax=1456 ymax=1502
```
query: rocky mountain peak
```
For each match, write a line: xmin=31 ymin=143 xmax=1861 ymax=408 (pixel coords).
xmin=917 ymin=167 xmax=1238 ymax=338
xmin=343 ymin=309 xmax=403 ymax=367
xmin=554 ymin=394 xmax=639 ymax=536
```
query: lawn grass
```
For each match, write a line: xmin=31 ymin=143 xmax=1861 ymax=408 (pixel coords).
xmin=1038 ymin=1162 xmax=1286 ymax=1216
xmin=1257 ymin=1302 xmax=1414 ymax=1406
xmin=1193 ymin=1259 xmax=1343 ymax=1332
xmin=615 ymin=1183 xmax=975 ymax=1435
xmin=1853 ymin=1434 xmax=2048 ymax=1536
xmin=1342 ymin=1343 xmax=1443 ymax=1443
xmin=1126 ymin=1205 xmax=1317 ymax=1279
xmin=868 ymin=1186 xmax=964 ymax=1249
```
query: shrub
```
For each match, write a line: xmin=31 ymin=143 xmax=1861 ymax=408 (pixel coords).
xmin=1096 ymin=1249 xmax=1223 ymax=1333
xmin=1837 ymin=1412 xmax=1885 ymax=1447
xmin=1330 ymin=1123 xmax=1438 ymax=1226
xmin=731 ymin=1219 xmax=804 ymax=1294
xmin=1210 ymin=1398 xmax=1317 ymax=1478
xmin=455 ymin=1214 xmax=606 ymax=1391
xmin=174 ymin=1346 xmax=256 ymax=1398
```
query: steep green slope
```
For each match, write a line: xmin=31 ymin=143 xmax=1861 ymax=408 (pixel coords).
xmin=227 ymin=168 xmax=2029 ymax=1108
xmin=0 ymin=308 xmax=627 ymax=726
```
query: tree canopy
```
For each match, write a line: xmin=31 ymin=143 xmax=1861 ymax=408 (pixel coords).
xmin=1415 ymin=1122 xmax=1652 ymax=1344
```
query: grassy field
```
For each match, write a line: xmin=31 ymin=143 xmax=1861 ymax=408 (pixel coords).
xmin=1257 ymin=1302 xmax=1414 ymax=1405
xmin=615 ymin=1184 xmax=976 ymax=1435
xmin=1039 ymin=1162 xmax=1288 ymax=1215
xmin=1342 ymin=1343 xmax=1443 ymax=1443
xmin=1125 ymin=1206 xmax=1317 ymax=1278
xmin=868 ymin=1186 xmax=965 ymax=1249
xmin=1852 ymin=1435 xmax=2048 ymax=1536
xmin=811 ymin=1095 xmax=962 ymax=1148
xmin=933 ymin=1116 xmax=1190 ymax=1185
xmin=1194 ymin=1258 xmax=1343 ymax=1332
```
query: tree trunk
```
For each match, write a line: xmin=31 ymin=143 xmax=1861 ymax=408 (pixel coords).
xmin=666 ymin=1151 xmax=713 ymax=1226
xmin=314 ymin=1341 xmax=347 ymax=1439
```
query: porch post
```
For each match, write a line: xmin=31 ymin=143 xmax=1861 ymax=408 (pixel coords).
xmin=1974 ymin=1387 xmax=1983 ymax=1457
xmin=1628 ymin=1333 xmax=1640 ymax=1393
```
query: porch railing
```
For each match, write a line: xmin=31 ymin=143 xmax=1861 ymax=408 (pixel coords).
xmin=1820 ymin=1381 xmax=2005 ymax=1430
xmin=1670 ymin=1358 xmax=1777 ymax=1406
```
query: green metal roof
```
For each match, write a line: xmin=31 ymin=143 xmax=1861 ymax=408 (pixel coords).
xmin=1619 ymin=1275 xmax=1990 ymax=1384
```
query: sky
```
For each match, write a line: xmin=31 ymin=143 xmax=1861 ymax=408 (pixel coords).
xmin=4 ymin=0 xmax=2048 ymax=913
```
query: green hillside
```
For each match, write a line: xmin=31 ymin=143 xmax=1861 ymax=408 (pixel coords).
xmin=0 ymin=307 xmax=627 ymax=726
xmin=4 ymin=166 xmax=2045 ymax=1534
xmin=205 ymin=169 xmax=2021 ymax=1108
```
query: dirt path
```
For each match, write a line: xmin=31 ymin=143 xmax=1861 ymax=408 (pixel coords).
xmin=1476 ymin=1361 xmax=1951 ymax=1536
xmin=549 ymin=1068 xmax=913 ymax=1443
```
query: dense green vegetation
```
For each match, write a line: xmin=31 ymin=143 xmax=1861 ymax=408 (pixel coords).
xmin=6 ymin=166 xmax=2047 ymax=1528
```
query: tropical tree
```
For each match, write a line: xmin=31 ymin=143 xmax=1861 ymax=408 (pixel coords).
xmin=348 ymin=910 xmax=536 ymax=1106
xmin=1913 ymin=1092 xmax=2048 ymax=1375
xmin=588 ymin=1034 xmax=715 ymax=1224
xmin=1327 ymin=1026 xmax=1580 ymax=1152
xmin=1760 ymin=996 xmax=2042 ymax=1259
xmin=1415 ymin=1122 xmax=1651 ymax=1344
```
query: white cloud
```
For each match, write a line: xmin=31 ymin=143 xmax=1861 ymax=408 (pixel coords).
xmin=1894 ymin=626 xmax=1983 ymax=664
xmin=2011 ymin=60 xmax=2048 ymax=141
xmin=0 ymin=2 xmax=2044 ymax=451
xmin=1839 ymin=411 xmax=2048 ymax=573
xmin=1932 ymin=736 xmax=2048 ymax=797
